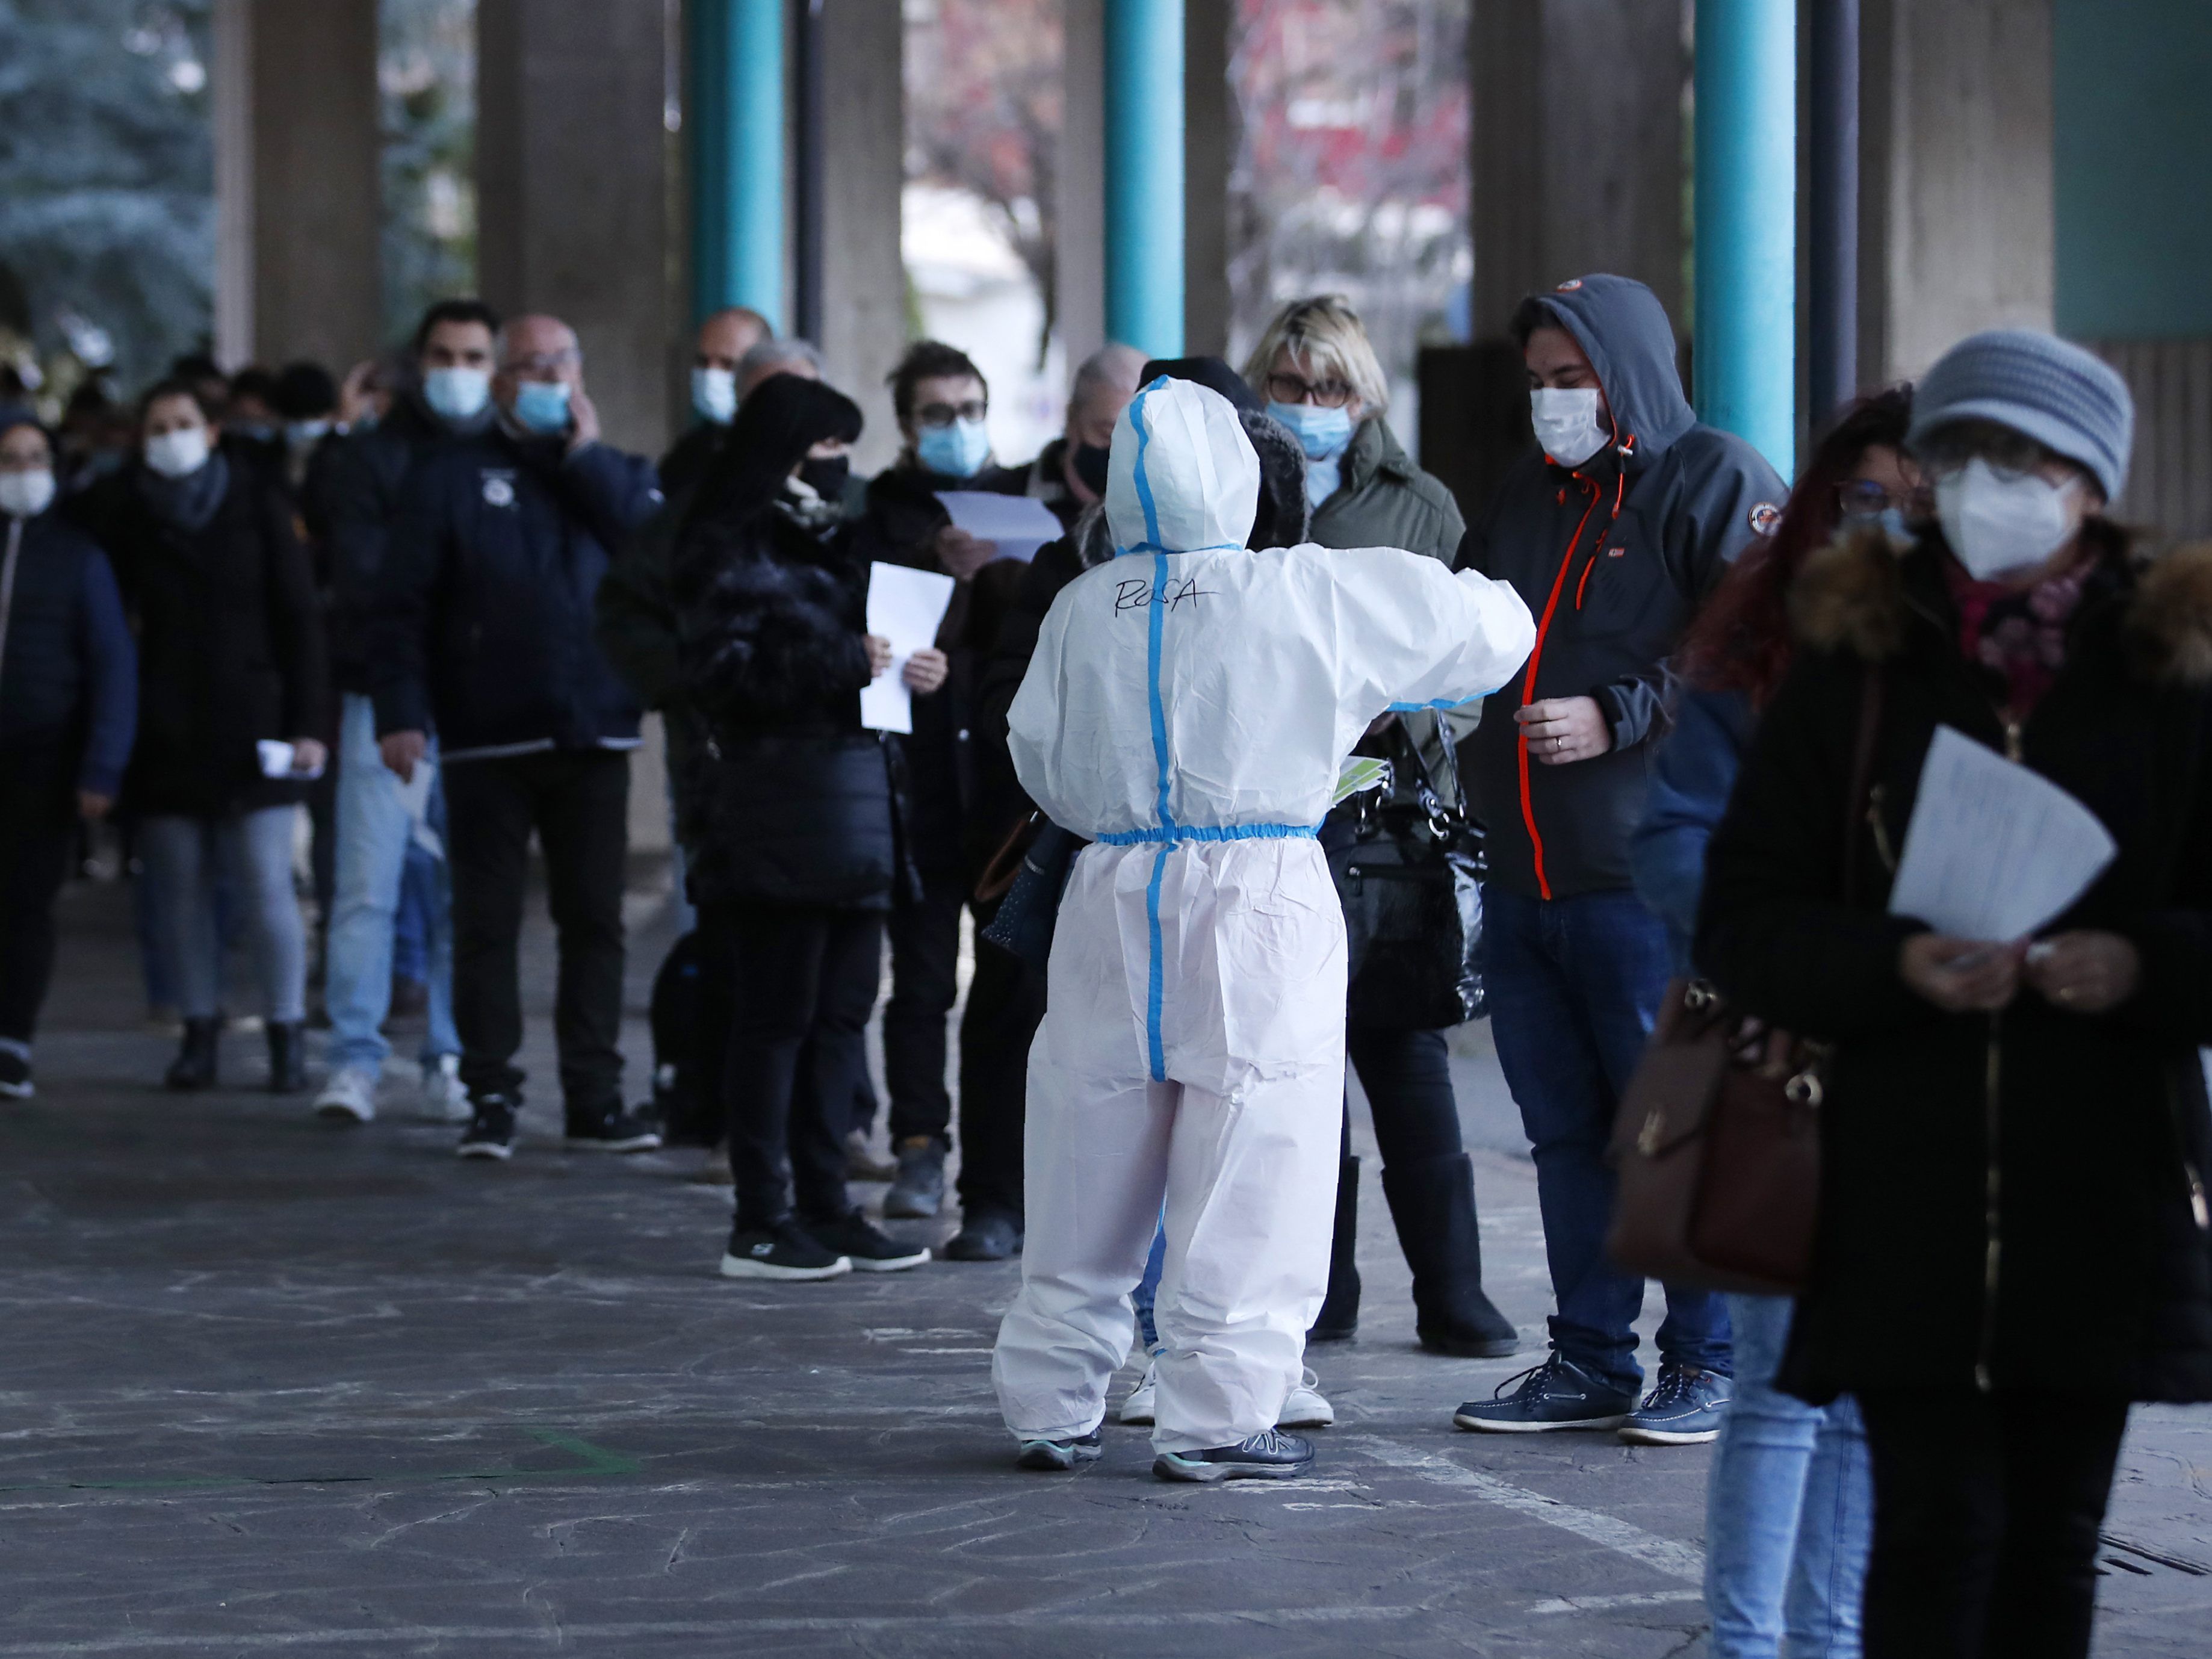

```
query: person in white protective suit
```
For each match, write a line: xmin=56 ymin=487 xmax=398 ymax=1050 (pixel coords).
xmin=991 ymin=376 xmax=1535 ymax=1482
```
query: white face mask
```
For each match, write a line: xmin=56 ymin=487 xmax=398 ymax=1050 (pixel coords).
xmin=691 ymin=365 xmax=738 ymax=425
xmin=144 ymin=426 xmax=211 ymax=480
xmin=1529 ymin=386 xmax=1606 ymax=468
xmin=1934 ymin=457 xmax=2080 ymax=582
xmin=0 ymin=467 xmax=56 ymax=519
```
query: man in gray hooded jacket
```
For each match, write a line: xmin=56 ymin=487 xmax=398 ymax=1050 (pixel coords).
xmin=1452 ymin=274 xmax=1784 ymax=1443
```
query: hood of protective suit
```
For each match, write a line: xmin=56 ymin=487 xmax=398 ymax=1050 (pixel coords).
xmin=1106 ymin=376 xmax=1260 ymax=555
xmin=1526 ymin=273 xmax=1696 ymax=457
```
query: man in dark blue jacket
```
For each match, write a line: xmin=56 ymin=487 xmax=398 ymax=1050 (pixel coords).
xmin=371 ymin=313 xmax=664 ymax=1160
xmin=0 ymin=413 xmax=135 ymax=1099
xmin=1452 ymin=274 xmax=1784 ymax=1445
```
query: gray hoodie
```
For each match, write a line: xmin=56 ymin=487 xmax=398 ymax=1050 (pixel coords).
xmin=1457 ymin=274 xmax=1786 ymax=901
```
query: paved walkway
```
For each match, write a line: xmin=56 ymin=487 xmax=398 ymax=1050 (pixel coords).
xmin=3 ymin=869 xmax=2207 ymax=1655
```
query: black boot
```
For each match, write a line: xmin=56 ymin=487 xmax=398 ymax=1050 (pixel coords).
xmin=1307 ymin=1155 xmax=1361 ymax=1343
xmin=1383 ymin=1152 xmax=1520 ymax=1357
xmin=265 ymin=1020 xmax=307 ymax=1094
xmin=165 ymin=1017 xmax=220 ymax=1091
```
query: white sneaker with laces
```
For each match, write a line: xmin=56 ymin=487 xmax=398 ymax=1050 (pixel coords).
xmin=1118 ymin=1356 xmax=1160 ymax=1425
xmin=314 ymin=1065 xmax=379 ymax=1124
xmin=1279 ymin=1368 xmax=1335 ymax=1429
xmin=420 ymin=1054 xmax=469 ymax=1123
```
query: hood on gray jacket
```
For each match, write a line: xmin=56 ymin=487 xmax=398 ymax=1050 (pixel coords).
xmin=1522 ymin=274 xmax=1696 ymax=457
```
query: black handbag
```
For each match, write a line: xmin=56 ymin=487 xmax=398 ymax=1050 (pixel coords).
xmin=1324 ymin=727 xmax=1488 ymax=1029
xmin=977 ymin=816 xmax=1084 ymax=973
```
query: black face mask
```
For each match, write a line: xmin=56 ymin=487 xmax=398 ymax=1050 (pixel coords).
xmin=1072 ymin=441 xmax=1111 ymax=496
xmin=798 ymin=454 xmax=849 ymax=502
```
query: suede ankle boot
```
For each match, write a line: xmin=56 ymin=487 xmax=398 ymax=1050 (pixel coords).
xmin=1383 ymin=1151 xmax=1520 ymax=1357
xmin=165 ymin=1017 xmax=220 ymax=1091
xmin=1307 ymin=1154 xmax=1362 ymax=1342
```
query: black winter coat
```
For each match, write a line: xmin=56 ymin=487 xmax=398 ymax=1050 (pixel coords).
xmin=1458 ymin=275 xmax=1785 ymax=901
xmin=1697 ymin=528 xmax=2212 ymax=1404
xmin=370 ymin=430 xmax=660 ymax=759
xmin=678 ymin=507 xmax=903 ymax=911
xmin=94 ymin=461 xmax=329 ymax=817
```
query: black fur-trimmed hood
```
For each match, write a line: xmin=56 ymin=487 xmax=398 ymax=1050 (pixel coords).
xmin=1789 ymin=523 xmax=2212 ymax=689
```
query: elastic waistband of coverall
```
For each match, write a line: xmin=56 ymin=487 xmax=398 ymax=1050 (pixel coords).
xmin=1095 ymin=822 xmax=1320 ymax=847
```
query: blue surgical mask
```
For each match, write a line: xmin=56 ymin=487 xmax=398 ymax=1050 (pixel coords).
xmin=917 ymin=417 xmax=991 ymax=479
xmin=423 ymin=366 xmax=491 ymax=422
xmin=691 ymin=366 xmax=737 ymax=425
xmin=285 ymin=418 xmax=330 ymax=451
xmin=1267 ymin=401 xmax=1355 ymax=464
xmin=512 ymin=379 xmax=573 ymax=436
xmin=1876 ymin=506 xmax=1912 ymax=545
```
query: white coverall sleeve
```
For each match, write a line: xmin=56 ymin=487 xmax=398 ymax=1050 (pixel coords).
xmin=1005 ymin=586 xmax=1075 ymax=825
xmin=1331 ymin=551 xmax=1535 ymax=720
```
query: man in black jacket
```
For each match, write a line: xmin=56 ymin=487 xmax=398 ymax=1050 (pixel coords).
xmin=371 ymin=312 xmax=665 ymax=1160
xmin=1452 ymin=274 xmax=1783 ymax=1443
xmin=307 ymin=299 xmax=500 ymax=1129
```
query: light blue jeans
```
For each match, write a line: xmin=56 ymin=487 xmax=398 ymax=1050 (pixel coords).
xmin=138 ymin=807 xmax=306 ymax=1023
xmin=1704 ymin=1292 xmax=1871 ymax=1658
xmin=324 ymin=695 xmax=457 ymax=1072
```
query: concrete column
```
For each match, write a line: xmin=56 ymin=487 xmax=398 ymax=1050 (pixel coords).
xmin=210 ymin=0 xmax=382 ymax=371
xmin=689 ymin=0 xmax=787 ymax=330
xmin=1182 ymin=0 xmax=1233 ymax=358
xmin=1470 ymin=0 xmax=1687 ymax=341
xmin=1059 ymin=0 xmax=1108 ymax=370
xmin=1104 ymin=0 xmax=1185 ymax=357
xmin=1694 ymin=0 xmax=1797 ymax=477
xmin=1858 ymin=0 xmax=2053 ymax=385
xmin=817 ymin=0 xmax=905 ymax=474
xmin=477 ymin=0 xmax=678 ymax=457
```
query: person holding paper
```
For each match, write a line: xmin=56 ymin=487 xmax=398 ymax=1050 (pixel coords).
xmin=1698 ymin=330 xmax=2212 ymax=1658
xmin=78 ymin=378 xmax=327 ymax=1094
xmin=990 ymin=376 xmax=1535 ymax=1482
xmin=676 ymin=373 xmax=944 ymax=1281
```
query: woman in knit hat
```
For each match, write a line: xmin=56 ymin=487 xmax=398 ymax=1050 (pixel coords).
xmin=1697 ymin=329 xmax=2212 ymax=1657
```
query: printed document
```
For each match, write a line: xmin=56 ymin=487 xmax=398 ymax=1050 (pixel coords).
xmin=860 ymin=561 xmax=957 ymax=734
xmin=1888 ymin=725 xmax=2115 ymax=942
xmin=935 ymin=491 xmax=1065 ymax=565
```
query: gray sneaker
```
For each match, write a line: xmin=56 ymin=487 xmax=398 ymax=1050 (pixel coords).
xmin=883 ymin=1136 xmax=946 ymax=1218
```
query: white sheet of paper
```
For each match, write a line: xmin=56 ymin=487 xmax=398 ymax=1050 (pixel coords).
xmin=255 ymin=739 xmax=324 ymax=781
xmin=860 ymin=561 xmax=957 ymax=734
xmin=935 ymin=490 xmax=1065 ymax=565
xmin=1887 ymin=725 xmax=2116 ymax=942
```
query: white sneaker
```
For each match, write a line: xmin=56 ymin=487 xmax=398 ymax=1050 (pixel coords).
xmin=1279 ymin=1368 xmax=1336 ymax=1430
xmin=1118 ymin=1356 xmax=1160 ymax=1426
xmin=420 ymin=1054 xmax=469 ymax=1123
xmin=314 ymin=1066 xmax=379 ymax=1124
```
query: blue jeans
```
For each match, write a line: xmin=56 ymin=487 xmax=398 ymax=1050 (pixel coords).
xmin=324 ymin=695 xmax=457 ymax=1072
xmin=1132 ymin=1222 xmax=1168 ymax=1351
xmin=1705 ymin=1293 xmax=1871 ymax=1657
xmin=138 ymin=808 xmax=307 ymax=1023
xmin=1482 ymin=886 xmax=1730 ymax=1392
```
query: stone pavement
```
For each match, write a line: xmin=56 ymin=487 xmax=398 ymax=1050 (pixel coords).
xmin=2 ymin=869 xmax=2207 ymax=1657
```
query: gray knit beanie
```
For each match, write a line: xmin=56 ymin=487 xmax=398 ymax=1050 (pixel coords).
xmin=1906 ymin=329 xmax=2134 ymax=504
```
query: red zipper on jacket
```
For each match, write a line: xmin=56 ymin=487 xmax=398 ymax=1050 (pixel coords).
xmin=1515 ymin=448 xmax=1631 ymax=899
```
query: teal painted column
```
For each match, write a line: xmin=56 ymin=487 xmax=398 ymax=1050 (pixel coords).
xmin=689 ymin=0 xmax=785 ymax=329
xmin=1103 ymin=0 xmax=1184 ymax=358
xmin=1693 ymin=0 xmax=1796 ymax=478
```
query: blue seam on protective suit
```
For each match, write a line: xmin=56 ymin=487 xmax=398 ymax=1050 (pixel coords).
xmin=1145 ymin=846 xmax=1168 ymax=1083
xmin=1098 ymin=822 xmax=1319 ymax=846
xmin=1114 ymin=541 xmax=1241 ymax=558
xmin=1131 ymin=385 xmax=1174 ymax=1085
xmin=1387 ymin=682 xmax=1507 ymax=713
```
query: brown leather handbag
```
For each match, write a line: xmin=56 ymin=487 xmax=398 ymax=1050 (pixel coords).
xmin=1605 ymin=666 xmax=1884 ymax=1296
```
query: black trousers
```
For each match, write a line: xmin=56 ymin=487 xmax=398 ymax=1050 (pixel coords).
xmin=1349 ymin=1025 xmax=1466 ymax=1164
xmin=1857 ymin=1389 xmax=2130 ymax=1659
xmin=954 ymin=900 xmax=1046 ymax=1218
xmin=443 ymin=748 xmax=630 ymax=1110
xmin=722 ymin=902 xmax=884 ymax=1229
xmin=0 ymin=743 xmax=78 ymax=1046
xmin=884 ymin=870 xmax=964 ymax=1146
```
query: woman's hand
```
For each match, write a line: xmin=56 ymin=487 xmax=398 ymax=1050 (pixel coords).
xmin=1900 ymin=934 xmax=2025 ymax=1013
xmin=933 ymin=526 xmax=996 ymax=581
xmin=1517 ymin=696 xmax=1612 ymax=765
xmin=865 ymin=634 xmax=894 ymax=678
xmin=2024 ymin=931 xmax=2140 ymax=1014
xmin=903 ymin=648 xmax=950 ymax=695
xmin=290 ymin=737 xmax=327 ymax=775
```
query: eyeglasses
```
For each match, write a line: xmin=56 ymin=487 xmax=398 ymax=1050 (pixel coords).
xmin=1265 ymin=371 xmax=1354 ymax=409
xmin=1835 ymin=479 xmax=1909 ymax=521
xmin=915 ymin=399 xmax=988 ymax=429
